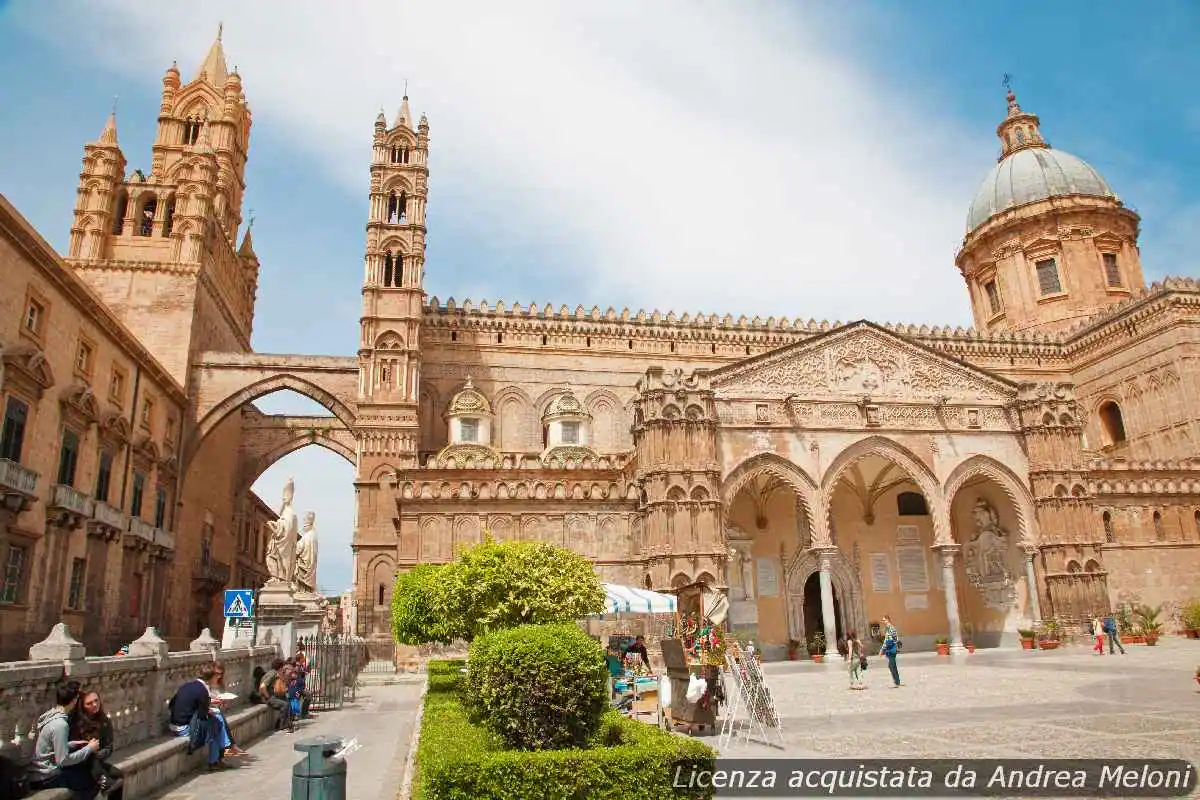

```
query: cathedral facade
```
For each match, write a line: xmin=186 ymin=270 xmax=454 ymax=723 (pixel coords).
xmin=1 ymin=31 xmax=1198 ymax=660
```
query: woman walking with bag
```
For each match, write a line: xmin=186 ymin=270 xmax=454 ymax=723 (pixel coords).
xmin=847 ymin=631 xmax=867 ymax=690
xmin=879 ymin=615 xmax=902 ymax=687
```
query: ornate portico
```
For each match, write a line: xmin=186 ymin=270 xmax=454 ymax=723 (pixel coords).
xmin=700 ymin=321 xmax=1043 ymax=658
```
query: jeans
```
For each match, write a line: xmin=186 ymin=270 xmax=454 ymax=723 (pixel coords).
xmin=849 ymin=658 xmax=863 ymax=685
xmin=885 ymin=651 xmax=900 ymax=685
xmin=32 ymin=761 xmax=99 ymax=798
xmin=1108 ymin=631 xmax=1125 ymax=654
xmin=172 ymin=720 xmax=222 ymax=764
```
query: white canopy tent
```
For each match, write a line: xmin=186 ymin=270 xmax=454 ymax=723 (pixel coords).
xmin=595 ymin=583 xmax=678 ymax=616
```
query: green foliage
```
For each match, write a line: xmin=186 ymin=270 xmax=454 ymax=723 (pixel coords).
xmin=1181 ymin=599 xmax=1200 ymax=630
xmin=391 ymin=564 xmax=461 ymax=645
xmin=442 ymin=540 xmax=605 ymax=639
xmin=464 ymin=624 xmax=609 ymax=751
xmin=417 ymin=660 xmax=716 ymax=800
xmin=1135 ymin=603 xmax=1163 ymax=635
xmin=1115 ymin=605 xmax=1135 ymax=635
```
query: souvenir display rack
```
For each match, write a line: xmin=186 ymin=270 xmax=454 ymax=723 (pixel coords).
xmin=719 ymin=639 xmax=785 ymax=748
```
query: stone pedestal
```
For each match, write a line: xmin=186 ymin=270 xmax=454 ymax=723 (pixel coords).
xmin=254 ymin=582 xmax=305 ymax=656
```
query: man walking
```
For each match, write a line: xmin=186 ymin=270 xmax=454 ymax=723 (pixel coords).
xmin=1103 ymin=612 xmax=1125 ymax=654
xmin=879 ymin=615 xmax=902 ymax=687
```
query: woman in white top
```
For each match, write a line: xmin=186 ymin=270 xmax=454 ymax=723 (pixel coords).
xmin=1091 ymin=617 xmax=1105 ymax=655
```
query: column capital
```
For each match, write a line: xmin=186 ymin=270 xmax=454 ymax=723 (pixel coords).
xmin=931 ymin=543 xmax=961 ymax=554
xmin=816 ymin=546 xmax=837 ymax=571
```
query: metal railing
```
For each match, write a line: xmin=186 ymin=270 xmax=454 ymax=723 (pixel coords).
xmin=296 ymin=634 xmax=369 ymax=710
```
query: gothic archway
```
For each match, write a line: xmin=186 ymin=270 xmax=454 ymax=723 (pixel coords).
xmin=785 ymin=547 xmax=865 ymax=653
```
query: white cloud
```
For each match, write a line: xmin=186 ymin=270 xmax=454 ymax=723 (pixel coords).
xmin=13 ymin=0 xmax=990 ymax=326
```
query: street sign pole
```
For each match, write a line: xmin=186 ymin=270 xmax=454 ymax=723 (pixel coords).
xmin=251 ymin=585 xmax=262 ymax=646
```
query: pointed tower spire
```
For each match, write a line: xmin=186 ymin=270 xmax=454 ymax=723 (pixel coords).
xmin=995 ymin=76 xmax=1048 ymax=160
xmin=395 ymin=85 xmax=413 ymax=130
xmin=95 ymin=97 xmax=119 ymax=146
xmin=195 ymin=22 xmax=229 ymax=87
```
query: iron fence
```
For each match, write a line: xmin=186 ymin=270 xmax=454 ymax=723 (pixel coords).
xmin=296 ymin=634 xmax=369 ymax=710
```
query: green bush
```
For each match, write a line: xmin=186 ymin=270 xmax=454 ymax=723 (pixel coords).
xmin=441 ymin=540 xmax=605 ymax=639
xmin=417 ymin=660 xmax=715 ymax=800
xmin=391 ymin=564 xmax=461 ymax=645
xmin=464 ymin=624 xmax=609 ymax=751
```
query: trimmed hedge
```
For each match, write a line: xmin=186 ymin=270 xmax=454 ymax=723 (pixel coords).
xmin=464 ymin=623 xmax=609 ymax=750
xmin=417 ymin=661 xmax=715 ymax=800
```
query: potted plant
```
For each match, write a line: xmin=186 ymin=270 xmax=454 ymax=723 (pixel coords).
xmin=1038 ymin=619 xmax=1061 ymax=650
xmin=1116 ymin=605 xmax=1143 ymax=644
xmin=934 ymin=635 xmax=950 ymax=656
xmin=787 ymin=639 xmax=802 ymax=661
xmin=1018 ymin=628 xmax=1036 ymax=650
xmin=1181 ymin=600 xmax=1200 ymax=639
xmin=809 ymin=632 xmax=826 ymax=663
xmin=1136 ymin=604 xmax=1163 ymax=646
xmin=962 ymin=623 xmax=976 ymax=654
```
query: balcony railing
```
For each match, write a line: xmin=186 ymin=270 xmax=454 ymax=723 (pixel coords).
xmin=49 ymin=484 xmax=95 ymax=517
xmin=193 ymin=558 xmax=231 ymax=587
xmin=0 ymin=458 xmax=38 ymax=496
xmin=155 ymin=528 xmax=176 ymax=551
xmin=91 ymin=501 xmax=127 ymax=532
xmin=128 ymin=518 xmax=156 ymax=544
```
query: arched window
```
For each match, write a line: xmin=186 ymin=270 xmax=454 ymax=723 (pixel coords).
xmin=137 ymin=197 xmax=156 ymax=237
xmin=896 ymin=492 xmax=928 ymax=516
xmin=183 ymin=115 xmax=204 ymax=146
xmin=111 ymin=190 xmax=128 ymax=234
xmin=1103 ymin=511 xmax=1114 ymax=544
xmin=162 ymin=198 xmax=176 ymax=237
xmin=1098 ymin=401 xmax=1127 ymax=445
xmin=397 ymin=191 xmax=408 ymax=223
xmin=377 ymin=584 xmax=385 ymax=606
xmin=383 ymin=254 xmax=394 ymax=287
xmin=1153 ymin=511 xmax=1164 ymax=540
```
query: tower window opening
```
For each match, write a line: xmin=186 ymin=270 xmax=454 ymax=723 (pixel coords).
xmin=451 ymin=331 xmax=458 ymax=342
xmin=1035 ymin=258 xmax=1062 ymax=296
xmin=711 ymin=343 xmax=716 ymax=354
xmin=1098 ymin=401 xmax=1126 ymax=445
xmin=378 ymin=584 xmax=385 ymax=606
xmin=393 ymin=255 xmax=403 ymax=287
xmin=745 ymin=345 xmax=751 ymax=355
xmin=111 ymin=191 xmax=128 ymax=235
xmin=1103 ymin=511 xmax=1115 ymax=543
xmin=391 ymin=146 xmax=409 ymax=164
xmin=984 ymin=279 xmax=1002 ymax=315
xmin=542 ymin=334 xmax=548 ymax=346
xmin=383 ymin=254 xmax=394 ymax=287
xmin=1153 ymin=510 xmax=1164 ymax=541
xmin=183 ymin=117 xmax=202 ymax=146
xmin=1194 ymin=509 xmax=1200 ymax=539
xmin=1102 ymin=253 xmax=1122 ymax=288
xmin=586 ymin=337 xmax=591 ymax=348
xmin=398 ymin=191 xmax=408 ymax=223
xmin=628 ymin=339 xmax=633 ymax=350
xmin=670 ymin=341 xmax=676 ymax=353
xmin=162 ymin=199 xmax=175 ymax=237
xmin=137 ymin=199 xmax=157 ymax=237
xmin=896 ymin=492 xmax=928 ymax=516
xmin=497 ymin=333 xmax=503 ymax=344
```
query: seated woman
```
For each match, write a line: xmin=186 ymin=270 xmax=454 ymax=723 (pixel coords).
xmin=167 ymin=663 xmax=227 ymax=770
xmin=70 ymin=691 xmax=123 ymax=799
xmin=208 ymin=663 xmax=247 ymax=758
xmin=258 ymin=659 xmax=295 ymax=733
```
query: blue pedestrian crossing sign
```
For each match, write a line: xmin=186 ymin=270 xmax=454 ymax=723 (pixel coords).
xmin=223 ymin=589 xmax=254 ymax=619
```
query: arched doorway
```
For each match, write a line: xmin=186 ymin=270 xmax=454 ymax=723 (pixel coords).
xmin=802 ymin=572 xmax=842 ymax=650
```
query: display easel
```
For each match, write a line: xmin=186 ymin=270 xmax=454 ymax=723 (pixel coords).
xmin=719 ymin=640 xmax=785 ymax=749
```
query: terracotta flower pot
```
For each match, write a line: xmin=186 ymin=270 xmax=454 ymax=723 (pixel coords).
xmin=1040 ymin=640 xmax=1060 ymax=650
xmin=1146 ymin=635 xmax=1159 ymax=646
xmin=1187 ymin=629 xmax=1199 ymax=640
xmin=936 ymin=644 xmax=949 ymax=656
xmin=966 ymin=644 xmax=976 ymax=654
xmin=1020 ymin=638 xmax=1034 ymax=650
xmin=812 ymin=654 xmax=823 ymax=663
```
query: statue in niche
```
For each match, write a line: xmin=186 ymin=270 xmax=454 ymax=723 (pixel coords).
xmin=265 ymin=477 xmax=300 ymax=589
xmin=963 ymin=498 xmax=1018 ymax=610
xmin=726 ymin=541 xmax=755 ymax=601
xmin=295 ymin=511 xmax=319 ymax=595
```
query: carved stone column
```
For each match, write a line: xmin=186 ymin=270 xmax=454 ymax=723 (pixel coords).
xmin=934 ymin=544 xmax=966 ymax=654
xmin=818 ymin=548 xmax=838 ymax=657
xmin=1024 ymin=549 xmax=1042 ymax=623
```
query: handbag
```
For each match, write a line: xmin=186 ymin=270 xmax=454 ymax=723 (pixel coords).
xmin=859 ymin=655 xmax=868 ymax=670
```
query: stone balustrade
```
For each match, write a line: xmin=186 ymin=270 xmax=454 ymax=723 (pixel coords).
xmin=155 ymin=527 xmax=176 ymax=551
xmin=49 ymin=483 xmax=95 ymax=517
xmin=0 ymin=457 xmax=38 ymax=496
xmin=128 ymin=517 xmax=156 ymax=544
xmin=92 ymin=500 xmax=127 ymax=531
xmin=0 ymin=623 xmax=278 ymax=760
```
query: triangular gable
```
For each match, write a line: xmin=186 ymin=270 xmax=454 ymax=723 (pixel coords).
xmin=707 ymin=321 xmax=1016 ymax=403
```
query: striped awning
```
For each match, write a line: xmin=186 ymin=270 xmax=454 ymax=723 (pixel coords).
xmin=597 ymin=583 xmax=678 ymax=616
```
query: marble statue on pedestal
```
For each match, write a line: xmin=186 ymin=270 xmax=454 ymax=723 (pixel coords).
xmin=295 ymin=511 xmax=319 ymax=594
xmin=265 ymin=477 xmax=299 ymax=589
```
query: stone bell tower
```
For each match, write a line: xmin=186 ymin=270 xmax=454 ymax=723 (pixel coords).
xmin=353 ymin=96 xmax=430 ymax=630
xmin=66 ymin=25 xmax=259 ymax=383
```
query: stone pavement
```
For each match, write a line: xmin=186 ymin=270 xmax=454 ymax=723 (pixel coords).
xmin=715 ymin=638 xmax=1200 ymax=764
xmin=147 ymin=681 xmax=423 ymax=800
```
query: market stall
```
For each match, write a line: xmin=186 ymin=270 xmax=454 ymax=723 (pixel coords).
xmin=585 ymin=583 xmax=678 ymax=728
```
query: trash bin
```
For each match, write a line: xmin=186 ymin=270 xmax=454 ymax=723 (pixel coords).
xmin=292 ymin=735 xmax=346 ymax=800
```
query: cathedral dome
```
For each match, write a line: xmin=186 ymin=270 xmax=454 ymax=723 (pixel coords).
xmin=966 ymin=147 xmax=1116 ymax=233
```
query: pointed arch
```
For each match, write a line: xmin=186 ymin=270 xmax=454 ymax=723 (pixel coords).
xmin=821 ymin=435 xmax=946 ymax=544
xmin=239 ymin=430 xmax=356 ymax=495
xmin=942 ymin=454 xmax=1038 ymax=548
xmin=493 ymin=385 xmax=534 ymax=452
xmin=722 ymin=452 xmax=820 ymax=541
xmin=185 ymin=373 xmax=357 ymax=472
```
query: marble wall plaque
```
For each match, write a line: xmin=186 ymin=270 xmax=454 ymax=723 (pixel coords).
xmin=904 ymin=593 xmax=929 ymax=611
xmin=870 ymin=553 xmax=892 ymax=593
xmin=755 ymin=558 xmax=780 ymax=597
xmin=895 ymin=545 xmax=930 ymax=593
xmin=729 ymin=600 xmax=759 ymax=625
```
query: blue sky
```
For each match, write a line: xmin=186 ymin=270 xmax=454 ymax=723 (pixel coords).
xmin=1 ymin=1 xmax=1197 ymax=593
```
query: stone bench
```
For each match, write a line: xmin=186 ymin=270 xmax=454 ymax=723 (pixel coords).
xmin=14 ymin=705 xmax=274 ymax=800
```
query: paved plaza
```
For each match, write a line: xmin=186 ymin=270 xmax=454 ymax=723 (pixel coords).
xmin=718 ymin=639 xmax=1200 ymax=765
xmin=147 ymin=681 xmax=422 ymax=800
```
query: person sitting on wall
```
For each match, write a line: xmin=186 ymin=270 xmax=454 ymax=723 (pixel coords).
xmin=208 ymin=662 xmax=247 ymax=757
xmin=70 ymin=690 xmax=124 ymax=799
xmin=258 ymin=658 xmax=295 ymax=733
xmin=167 ymin=663 xmax=227 ymax=770
xmin=28 ymin=681 xmax=100 ymax=797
